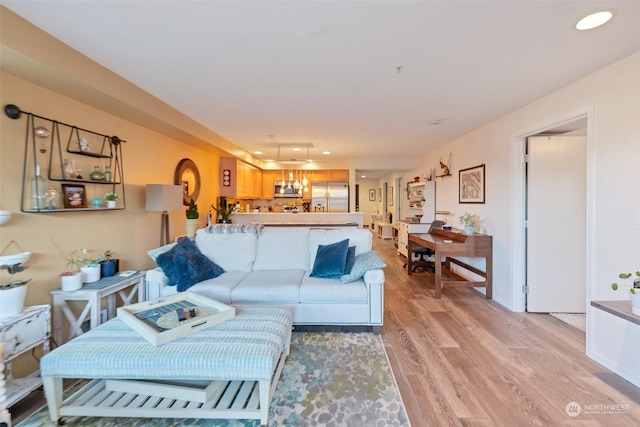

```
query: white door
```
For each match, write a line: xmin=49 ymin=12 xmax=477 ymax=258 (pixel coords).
xmin=526 ymin=135 xmax=586 ymax=312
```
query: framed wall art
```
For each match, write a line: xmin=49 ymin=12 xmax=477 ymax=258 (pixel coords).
xmin=369 ymin=189 xmax=376 ymax=201
xmin=459 ymin=164 xmax=485 ymax=204
xmin=61 ymin=184 xmax=87 ymax=208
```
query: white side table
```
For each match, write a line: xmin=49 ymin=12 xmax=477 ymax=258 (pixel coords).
xmin=0 ymin=304 xmax=51 ymax=424
xmin=50 ymin=272 xmax=146 ymax=345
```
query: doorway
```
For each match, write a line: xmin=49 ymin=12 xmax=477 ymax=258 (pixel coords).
xmin=526 ymin=133 xmax=587 ymax=312
xmin=510 ymin=112 xmax=593 ymax=314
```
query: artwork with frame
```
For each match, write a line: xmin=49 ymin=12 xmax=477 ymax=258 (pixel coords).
xmin=369 ymin=189 xmax=376 ymax=201
xmin=459 ymin=164 xmax=485 ymax=204
xmin=61 ymin=184 xmax=87 ymax=208
xmin=388 ymin=186 xmax=394 ymax=206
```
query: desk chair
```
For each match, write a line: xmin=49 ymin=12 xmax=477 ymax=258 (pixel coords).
xmin=405 ymin=220 xmax=445 ymax=273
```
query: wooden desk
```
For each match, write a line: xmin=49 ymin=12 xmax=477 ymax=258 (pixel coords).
xmin=408 ymin=229 xmax=492 ymax=299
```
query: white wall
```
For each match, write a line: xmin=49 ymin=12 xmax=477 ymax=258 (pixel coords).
xmin=407 ymin=51 xmax=640 ymax=311
xmin=405 ymin=52 xmax=640 ymax=383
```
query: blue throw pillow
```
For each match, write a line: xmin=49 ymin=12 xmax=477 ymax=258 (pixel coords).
xmin=344 ymin=246 xmax=356 ymax=274
xmin=310 ymin=239 xmax=350 ymax=279
xmin=156 ymin=238 xmax=224 ymax=292
xmin=340 ymin=250 xmax=386 ymax=283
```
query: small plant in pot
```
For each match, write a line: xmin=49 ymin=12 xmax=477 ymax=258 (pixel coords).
xmin=57 ymin=248 xmax=85 ymax=291
xmin=185 ymin=198 xmax=199 ymax=238
xmin=100 ymin=250 xmax=119 ymax=278
xmin=104 ymin=192 xmax=119 ymax=208
xmin=611 ymin=270 xmax=640 ymax=316
xmin=78 ymin=249 xmax=102 ymax=284
xmin=211 ymin=203 xmax=237 ymax=224
xmin=459 ymin=211 xmax=479 ymax=235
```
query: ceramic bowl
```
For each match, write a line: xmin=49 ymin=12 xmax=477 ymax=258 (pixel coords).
xmin=0 ymin=252 xmax=31 ymax=267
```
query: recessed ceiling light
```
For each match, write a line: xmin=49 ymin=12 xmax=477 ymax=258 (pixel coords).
xmin=254 ymin=151 xmax=263 ymax=155
xmin=265 ymin=159 xmax=273 ymax=162
xmin=576 ymin=11 xmax=613 ymax=30
xmin=428 ymin=119 xmax=441 ymax=126
xmin=361 ymin=175 xmax=366 ymax=178
xmin=292 ymin=147 xmax=301 ymax=152
xmin=323 ymin=151 xmax=331 ymax=155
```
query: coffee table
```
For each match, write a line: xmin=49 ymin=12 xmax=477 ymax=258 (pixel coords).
xmin=41 ymin=305 xmax=293 ymax=426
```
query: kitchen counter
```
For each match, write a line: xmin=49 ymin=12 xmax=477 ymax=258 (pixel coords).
xmin=232 ymin=212 xmax=365 ymax=228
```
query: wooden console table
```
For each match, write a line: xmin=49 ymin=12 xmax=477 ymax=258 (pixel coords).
xmin=408 ymin=228 xmax=493 ymax=299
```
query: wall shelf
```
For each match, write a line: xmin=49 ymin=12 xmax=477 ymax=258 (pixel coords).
xmin=4 ymin=104 xmax=127 ymax=213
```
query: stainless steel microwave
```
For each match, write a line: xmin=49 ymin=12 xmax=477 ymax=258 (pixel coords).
xmin=274 ymin=184 xmax=301 ymax=198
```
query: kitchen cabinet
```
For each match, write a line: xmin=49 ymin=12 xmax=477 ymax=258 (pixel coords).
xmin=262 ymin=170 xmax=275 ymax=198
xmin=220 ymin=158 xmax=263 ymax=199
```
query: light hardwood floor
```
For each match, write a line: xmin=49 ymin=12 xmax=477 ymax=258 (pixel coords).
xmin=9 ymin=232 xmax=640 ymax=426
xmin=373 ymin=234 xmax=640 ymax=426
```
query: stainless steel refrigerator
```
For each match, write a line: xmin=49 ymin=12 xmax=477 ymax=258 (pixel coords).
xmin=311 ymin=182 xmax=349 ymax=212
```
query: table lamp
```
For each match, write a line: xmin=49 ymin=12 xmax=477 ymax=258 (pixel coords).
xmin=145 ymin=184 xmax=183 ymax=246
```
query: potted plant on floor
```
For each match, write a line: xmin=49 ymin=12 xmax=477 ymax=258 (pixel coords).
xmin=0 ymin=250 xmax=32 ymax=319
xmin=185 ymin=198 xmax=199 ymax=237
xmin=459 ymin=211 xmax=479 ymax=235
xmin=100 ymin=250 xmax=119 ymax=277
xmin=210 ymin=203 xmax=237 ymax=224
xmin=611 ymin=270 xmax=640 ymax=315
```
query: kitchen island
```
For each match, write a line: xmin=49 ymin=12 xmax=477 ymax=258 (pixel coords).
xmin=232 ymin=212 xmax=365 ymax=228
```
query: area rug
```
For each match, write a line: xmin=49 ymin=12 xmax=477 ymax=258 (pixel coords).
xmin=18 ymin=332 xmax=410 ymax=427
xmin=549 ymin=312 xmax=586 ymax=332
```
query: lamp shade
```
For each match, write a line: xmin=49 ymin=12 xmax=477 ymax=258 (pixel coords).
xmin=145 ymin=184 xmax=183 ymax=212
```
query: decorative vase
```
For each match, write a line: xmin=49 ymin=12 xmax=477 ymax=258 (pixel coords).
xmin=465 ymin=224 xmax=475 ymax=235
xmin=185 ymin=218 xmax=198 ymax=238
xmin=89 ymin=166 xmax=105 ymax=181
xmin=100 ymin=259 xmax=119 ymax=278
xmin=0 ymin=285 xmax=28 ymax=319
xmin=61 ymin=273 xmax=83 ymax=291
xmin=106 ymin=200 xmax=116 ymax=208
xmin=80 ymin=264 xmax=101 ymax=283
xmin=630 ymin=290 xmax=640 ymax=316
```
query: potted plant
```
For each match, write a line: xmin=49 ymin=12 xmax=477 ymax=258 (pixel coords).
xmin=104 ymin=192 xmax=119 ymax=208
xmin=211 ymin=203 xmax=237 ymax=224
xmin=611 ymin=270 xmax=640 ymax=315
xmin=58 ymin=248 xmax=85 ymax=291
xmin=185 ymin=198 xmax=199 ymax=237
xmin=459 ymin=211 xmax=479 ymax=235
xmin=80 ymin=250 xmax=102 ymax=283
xmin=0 ymin=251 xmax=32 ymax=319
xmin=100 ymin=250 xmax=119 ymax=278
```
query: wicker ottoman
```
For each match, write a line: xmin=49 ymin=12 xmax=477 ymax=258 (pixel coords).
xmin=41 ymin=305 xmax=293 ymax=426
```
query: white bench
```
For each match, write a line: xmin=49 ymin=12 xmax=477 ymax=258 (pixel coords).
xmin=41 ymin=305 xmax=293 ymax=426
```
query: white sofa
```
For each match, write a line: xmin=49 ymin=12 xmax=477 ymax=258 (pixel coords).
xmin=145 ymin=226 xmax=385 ymax=332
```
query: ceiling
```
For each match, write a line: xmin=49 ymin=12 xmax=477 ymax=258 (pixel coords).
xmin=3 ymin=1 xmax=640 ymax=178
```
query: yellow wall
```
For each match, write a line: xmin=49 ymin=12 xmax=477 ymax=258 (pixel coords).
xmin=0 ymin=71 xmax=221 ymax=374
